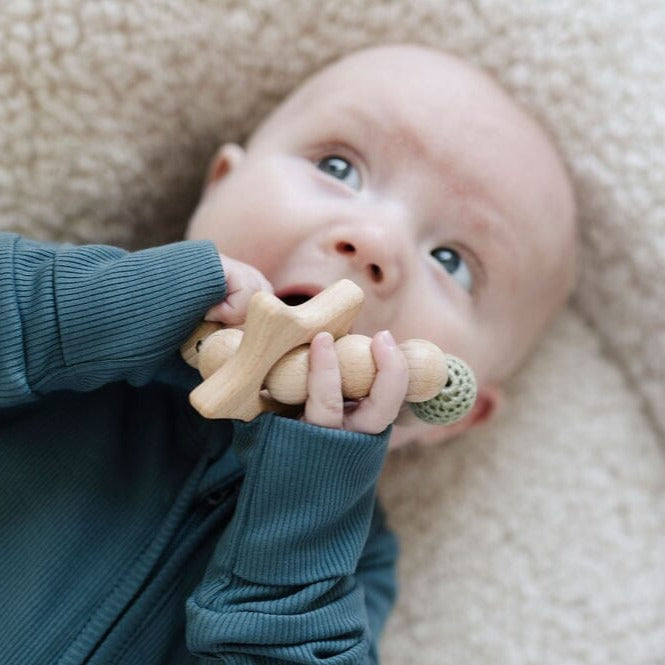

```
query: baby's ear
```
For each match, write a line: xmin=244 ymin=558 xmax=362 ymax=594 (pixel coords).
xmin=464 ymin=384 xmax=504 ymax=429
xmin=205 ymin=143 xmax=246 ymax=187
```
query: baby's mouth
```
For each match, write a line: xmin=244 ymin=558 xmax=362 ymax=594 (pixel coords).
xmin=275 ymin=283 xmax=362 ymax=336
xmin=279 ymin=293 xmax=312 ymax=307
xmin=276 ymin=285 xmax=322 ymax=307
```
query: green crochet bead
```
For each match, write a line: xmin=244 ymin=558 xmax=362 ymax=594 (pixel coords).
xmin=409 ymin=355 xmax=477 ymax=425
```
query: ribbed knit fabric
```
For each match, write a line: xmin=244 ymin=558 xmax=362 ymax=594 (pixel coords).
xmin=187 ymin=415 xmax=394 ymax=664
xmin=0 ymin=233 xmax=398 ymax=664
xmin=225 ymin=416 xmax=388 ymax=585
xmin=0 ymin=232 xmax=226 ymax=403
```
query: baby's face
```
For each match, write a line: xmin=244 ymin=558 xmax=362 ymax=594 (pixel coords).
xmin=186 ymin=46 xmax=576 ymax=448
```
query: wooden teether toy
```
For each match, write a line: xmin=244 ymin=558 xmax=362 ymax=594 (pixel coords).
xmin=181 ymin=279 xmax=477 ymax=424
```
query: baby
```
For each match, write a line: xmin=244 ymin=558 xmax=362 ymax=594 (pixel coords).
xmin=0 ymin=45 xmax=576 ymax=664
xmin=187 ymin=44 xmax=577 ymax=448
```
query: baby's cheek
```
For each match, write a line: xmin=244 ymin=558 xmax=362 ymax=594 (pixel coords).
xmin=388 ymin=420 xmax=422 ymax=449
xmin=389 ymin=417 xmax=454 ymax=449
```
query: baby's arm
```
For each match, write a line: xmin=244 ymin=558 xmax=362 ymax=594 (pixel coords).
xmin=0 ymin=232 xmax=267 ymax=407
xmin=186 ymin=292 xmax=407 ymax=663
xmin=187 ymin=414 xmax=397 ymax=664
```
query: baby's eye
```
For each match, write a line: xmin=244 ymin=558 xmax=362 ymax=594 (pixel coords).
xmin=316 ymin=155 xmax=361 ymax=191
xmin=431 ymin=247 xmax=473 ymax=292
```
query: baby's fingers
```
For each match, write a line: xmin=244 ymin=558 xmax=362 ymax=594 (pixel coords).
xmin=302 ymin=332 xmax=344 ymax=429
xmin=205 ymin=254 xmax=273 ymax=326
xmin=343 ymin=331 xmax=408 ymax=434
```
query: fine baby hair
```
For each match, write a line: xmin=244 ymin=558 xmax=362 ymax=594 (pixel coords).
xmin=182 ymin=279 xmax=477 ymax=425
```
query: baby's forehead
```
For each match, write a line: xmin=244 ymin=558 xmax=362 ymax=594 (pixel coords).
xmin=271 ymin=47 xmax=535 ymax=150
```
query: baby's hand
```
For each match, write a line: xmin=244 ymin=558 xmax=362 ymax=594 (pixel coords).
xmin=303 ymin=330 xmax=409 ymax=434
xmin=204 ymin=254 xmax=273 ymax=326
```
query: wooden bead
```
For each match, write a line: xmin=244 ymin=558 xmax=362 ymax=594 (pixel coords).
xmin=336 ymin=334 xmax=375 ymax=399
xmin=399 ymin=339 xmax=449 ymax=402
xmin=180 ymin=321 xmax=223 ymax=368
xmin=264 ymin=344 xmax=309 ymax=404
xmin=198 ymin=328 xmax=243 ymax=379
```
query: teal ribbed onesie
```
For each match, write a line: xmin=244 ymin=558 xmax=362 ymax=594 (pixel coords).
xmin=0 ymin=232 xmax=397 ymax=665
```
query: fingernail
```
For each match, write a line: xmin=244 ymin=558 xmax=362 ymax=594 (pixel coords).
xmin=318 ymin=331 xmax=334 ymax=345
xmin=379 ymin=330 xmax=397 ymax=347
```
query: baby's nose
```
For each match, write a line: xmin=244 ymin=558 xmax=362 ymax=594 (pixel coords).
xmin=334 ymin=240 xmax=385 ymax=283
xmin=331 ymin=220 xmax=404 ymax=295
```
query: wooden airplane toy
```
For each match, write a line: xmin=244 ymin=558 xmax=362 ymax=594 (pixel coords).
xmin=181 ymin=279 xmax=476 ymax=425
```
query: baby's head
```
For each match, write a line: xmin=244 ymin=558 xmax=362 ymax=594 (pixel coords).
xmin=186 ymin=45 xmax=577 ymax=448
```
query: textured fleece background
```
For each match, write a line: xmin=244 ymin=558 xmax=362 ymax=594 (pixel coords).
xmin=2 ymin=2 xmax=665 ymax=664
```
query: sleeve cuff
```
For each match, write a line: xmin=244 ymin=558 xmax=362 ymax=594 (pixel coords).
xmin=212 ymin=413 xmax=391 ymax=585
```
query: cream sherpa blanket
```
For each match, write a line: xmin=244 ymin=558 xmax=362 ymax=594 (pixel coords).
xmin=2 ymin=2 xmax=664 ymax=664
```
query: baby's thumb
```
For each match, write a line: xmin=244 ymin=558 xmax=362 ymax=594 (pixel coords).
xmin=204 ymin=255 xmax=272 ymax=326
